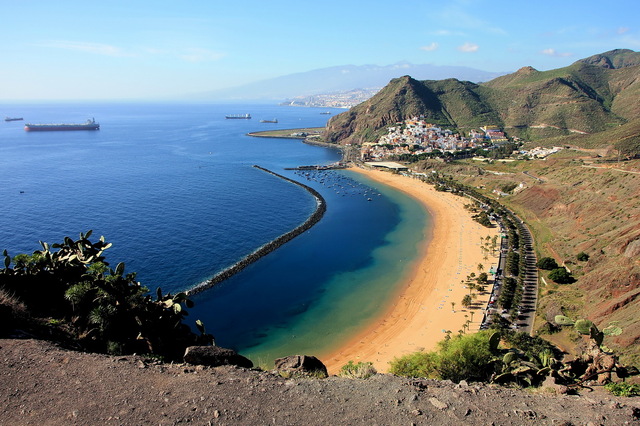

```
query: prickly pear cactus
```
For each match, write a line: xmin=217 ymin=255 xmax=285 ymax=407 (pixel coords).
xmin=554 ymin=315 xmax=575 ymax=326
xmin=574 ymin=319 xmax=595 ymax=335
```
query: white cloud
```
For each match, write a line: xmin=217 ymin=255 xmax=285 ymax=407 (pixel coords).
xmin=420 ymin=42 xmax=439 ymax=52
xmin=541 ymin=48 xmax=573 ymax=58
xmin=617 ymin=27 xmax=630 ymax=35
xmin=432 ymin=29 xmax=466 ymax=37
xmin=39 ymin=40 xmax=130 ymax=57
xmin=179 ymin=48 xmax=226 ymax=63
xmin=458 ymin=42 xmax=479 ymax=53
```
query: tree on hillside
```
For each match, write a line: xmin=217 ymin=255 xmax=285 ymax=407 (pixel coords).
xmin=536 ymin=257 xmax=558 ymax=270
xmin=548 ymin=267 xmax=574 ymax=284
xmin=577 ymin=251 xmax=590 ymax=262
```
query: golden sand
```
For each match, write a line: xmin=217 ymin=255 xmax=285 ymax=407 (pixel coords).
xmin=322 ymin=167 xmax=500 ymax=374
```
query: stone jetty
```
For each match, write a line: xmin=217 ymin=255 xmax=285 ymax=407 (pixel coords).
xmin=187 ymin=165 xmax=326 ymax=295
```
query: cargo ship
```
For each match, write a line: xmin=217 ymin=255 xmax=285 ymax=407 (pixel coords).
xmin=24 ymin=118 xmax=100 ymax=131
xmin=4 ymin=117 xmax=23 ymax=121
xmin=225 ymin=114 xmax=251 ymax=119
xmin=260 ymin=119 xmax=278 ymax=123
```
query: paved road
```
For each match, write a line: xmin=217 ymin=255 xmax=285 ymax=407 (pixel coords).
xmin=480 ymin=217 xmax=538 ymax=335
xmin=516 ymin=221 xmax=538 ymax=334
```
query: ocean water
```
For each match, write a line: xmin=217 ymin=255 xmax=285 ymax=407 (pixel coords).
xmin=0 ymin=103 xmax=429 ymax=364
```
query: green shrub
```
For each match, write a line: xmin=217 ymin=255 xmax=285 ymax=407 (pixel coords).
xmin=435 ymin=331 xmax=498 ymax=382
xmin=548 ymin=268 xmax=574 ymax=284
xmin=339 ymin=361 xmax=377 ymax=379
xmin=389 ymin=351 xmax=439 ymax=378
xmin=536 ymin=257 xmax=558 ymax=270
xmin=577 ymin=252 xmax=590 ymax=262
xmin=605 ymin=382 xmax=640 ymax=397
xmin=500 ymin=182 xmax=518 ymax=193
xmin=389 ymin=331 xmax=499 ymax=382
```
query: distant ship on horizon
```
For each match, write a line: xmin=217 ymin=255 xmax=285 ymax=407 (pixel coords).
xmin=260 ymin=119 xmax=278 ymax=123
xmin=4 ymin=117 xmax=23 ymax=121
xmin=225 ymin=114 xmax=251 ymax=119
xmin=24 ymin=118 xmax=100 ymax=131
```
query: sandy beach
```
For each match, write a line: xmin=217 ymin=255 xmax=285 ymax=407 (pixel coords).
xmin=322 ymin=167 xmax=500 ymax=374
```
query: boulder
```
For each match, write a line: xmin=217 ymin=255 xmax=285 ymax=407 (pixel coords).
xmin=541 ymin=375 xmax=568 ymax=394
xmin=274 ymin=355 xmax=328 ymax=378
xmin=183 ymin=346 xmax=253 ymax=369
xmin=624 ymin=238 xmax=640 ymax=258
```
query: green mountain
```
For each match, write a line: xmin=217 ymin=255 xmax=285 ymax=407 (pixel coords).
xmin=325 ymin=49 xmax=640 ymax=146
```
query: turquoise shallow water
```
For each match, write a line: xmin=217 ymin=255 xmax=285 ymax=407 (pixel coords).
xmin=0 ymin=102 xmax=430 ymax=363
xmin=189 ymin=170 xmax=429 ymax=364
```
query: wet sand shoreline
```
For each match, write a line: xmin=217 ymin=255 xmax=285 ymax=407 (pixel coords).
xmin=322 ymin=167 xmax=500 ymax=374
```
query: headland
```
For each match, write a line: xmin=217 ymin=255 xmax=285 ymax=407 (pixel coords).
xmin=322 ymin=166 xmax=500 ymax=374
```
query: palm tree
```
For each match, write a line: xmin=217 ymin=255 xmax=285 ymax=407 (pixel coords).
xmin=461 ymin=294 xmax=472 ymax=309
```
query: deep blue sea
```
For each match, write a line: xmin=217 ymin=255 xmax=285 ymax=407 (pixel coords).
xmin=0 ymin=103 xmax=429 ymax=365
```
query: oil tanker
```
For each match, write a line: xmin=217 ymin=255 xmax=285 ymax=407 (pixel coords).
xmin=24 ymin=118 xmax=100 ymax=131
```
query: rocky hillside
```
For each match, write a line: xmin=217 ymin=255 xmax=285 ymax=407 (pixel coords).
xmin=3 ymin=338 xmax=640 ymax=425
xmin=431 ymin=154 xmax=640 ymax=364
xmin=325 ymin=49 xmax=640 ymax=144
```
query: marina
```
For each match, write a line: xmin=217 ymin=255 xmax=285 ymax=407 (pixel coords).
xmin=284 ymin=163 xmax=347 ymax=171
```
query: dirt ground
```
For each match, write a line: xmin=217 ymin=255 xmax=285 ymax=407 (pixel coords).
xmin=2 ymin=337 xmax=640 ymax=425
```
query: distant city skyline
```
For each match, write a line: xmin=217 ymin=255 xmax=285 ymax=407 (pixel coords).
xmin=1 ymin=0 xmax=638 ymax=101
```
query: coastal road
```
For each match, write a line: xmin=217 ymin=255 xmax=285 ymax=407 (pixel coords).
xmin=515 ymin=220 xmax=538 ymax=334
xmin=480 ymin=216 xmax=538 ymax=335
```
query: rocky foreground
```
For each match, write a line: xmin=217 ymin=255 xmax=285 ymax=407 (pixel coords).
xmin=2 ymin=338 xmax=640 ymax=425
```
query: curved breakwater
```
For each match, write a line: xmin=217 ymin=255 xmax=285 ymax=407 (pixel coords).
xmin=187 ymin=165 xmax=326 ymax=295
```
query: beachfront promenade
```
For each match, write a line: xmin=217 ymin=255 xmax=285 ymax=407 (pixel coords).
xmin=479 ymin=214 xmax=538 ymax=334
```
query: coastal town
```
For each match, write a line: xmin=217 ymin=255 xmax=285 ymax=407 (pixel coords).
xmin=282 ymin=87 xmax=381 ymax=109
xmin=358 ymin=116 xmax=562 ymax=161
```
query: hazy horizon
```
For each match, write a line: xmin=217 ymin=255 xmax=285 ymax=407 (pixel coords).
xmin=1 ymin=0 xmax=638 ymax=101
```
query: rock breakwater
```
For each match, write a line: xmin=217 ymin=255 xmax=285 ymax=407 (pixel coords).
xmin=187 ymin=165 xmax=326 ymax=295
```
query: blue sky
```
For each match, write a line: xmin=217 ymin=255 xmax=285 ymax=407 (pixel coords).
xmin=1 ymin=0 xmax=638 ymax=100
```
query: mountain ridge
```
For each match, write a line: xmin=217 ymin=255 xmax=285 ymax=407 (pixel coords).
xmin=325 ymin=49 xmax=640 ymax=146
xmin=190 ymin=62 xmax=506 ymax=101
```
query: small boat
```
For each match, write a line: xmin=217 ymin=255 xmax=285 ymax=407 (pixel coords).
xmin=225 ymin=114 xmax=251 ymax=119
xmin=320 ymin=111 xmax=331 ymax=115
xmin=260 ymin=119 xmax=278 ymax=123
xmin=4 ymin=117 xmax=23 ymax=121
